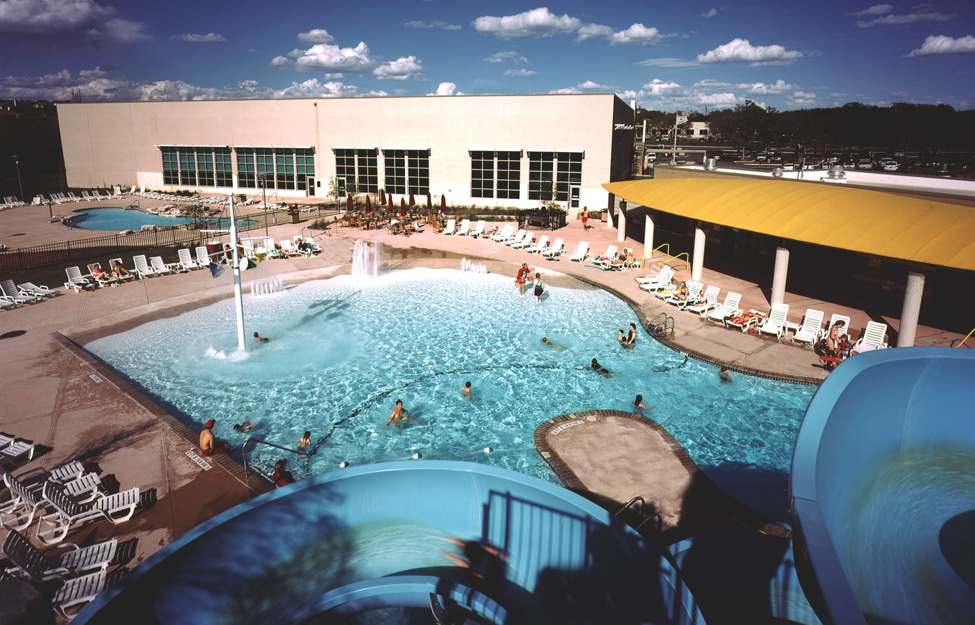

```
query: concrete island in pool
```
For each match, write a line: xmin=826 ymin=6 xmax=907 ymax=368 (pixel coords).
xmin=75 ymin=461 xmax=704 ymax=624
xmin=790 ymin=346 xmax=975 ymax=624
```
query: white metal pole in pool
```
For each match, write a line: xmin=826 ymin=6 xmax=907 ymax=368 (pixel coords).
xmin=228 ymin=193 xmax=246 ymax=351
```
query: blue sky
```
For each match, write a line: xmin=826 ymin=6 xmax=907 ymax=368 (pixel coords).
xmin=0 ymin=1 xmax=973 ymax=110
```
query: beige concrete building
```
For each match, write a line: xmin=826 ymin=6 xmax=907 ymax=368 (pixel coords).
xmin=56 ymin=94 xmax=635 ymax=211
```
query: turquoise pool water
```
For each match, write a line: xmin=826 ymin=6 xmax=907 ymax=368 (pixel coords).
xmin=86 ymin=269 xmax=814 ymax=524
xmin=64 ymin=207 xmax=253 ymax=231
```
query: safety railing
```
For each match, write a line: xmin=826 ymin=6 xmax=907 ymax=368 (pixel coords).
xmin=242 ymin=438 xmax=305 ymax=479
xmin=952 ymin=328 xmax=975 ymax=348
xmin=648 ymin=312 xmax=675 ymax=339
xmin=642 ymin=243 xmax=669 ymax=270
xmin=614 ymin=496 xmax=662 ymax=534
xmin=658 ymin=252 xmax=690 ymax=272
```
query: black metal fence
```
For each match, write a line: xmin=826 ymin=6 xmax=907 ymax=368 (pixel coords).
xmin=0 ymin=227 xmax=211 ymax=273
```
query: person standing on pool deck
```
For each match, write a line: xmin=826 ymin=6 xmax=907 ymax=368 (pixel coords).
xmin=533 ymin=273 xmax=544 ymax=304
xmin=387 ymin=399 xmax=420 ymax=429
xmin=581 ymin=206 xmax=592 ymax=232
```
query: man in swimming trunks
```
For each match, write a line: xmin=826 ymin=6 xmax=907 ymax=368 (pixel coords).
xmin=200 ymin=419 xmax=230 ymax=456
xmin=387 ymin=399 xmax=420 ymax=429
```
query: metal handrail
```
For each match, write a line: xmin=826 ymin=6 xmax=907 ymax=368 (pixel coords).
xmin=642 ymin=243 xmax=670 ymax=270
xmin=615 ymin=496 xmax=644 ymax=518
xmin=242 ymin=438 xmax=304 ymax=479
xmin=954 ymin=328 xmax=975 ymax=348
xmin=614 ymin=496 xmax=663 ymax=535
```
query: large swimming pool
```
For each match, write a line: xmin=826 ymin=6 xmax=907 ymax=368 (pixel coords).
xmin=64 ymin=207 xmax=253 ymax=231
xmin=87 ymin=268 xmax=814 ymax=524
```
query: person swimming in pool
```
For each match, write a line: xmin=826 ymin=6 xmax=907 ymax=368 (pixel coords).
xmin=624 ymin=322 xmax=637 ymax=346
xmin=533 ymin=273 xmax=545 ymax=304
xmin=541 ymin=337 xmax=566 ymax=350
xmin=455 ymin=381 xmax=475 ymax=399
xmin=587 ymin=358 xmax=613 ymax=378
xmin=632 ymin=395 xmax=655 ymax=412
xmin=254 ymin=331 xmax=270 ymax=343
xmin=387 ymin=399 xmax=421 ymax=430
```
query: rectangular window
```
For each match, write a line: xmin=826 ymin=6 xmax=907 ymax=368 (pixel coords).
xmin=528 ymin=151 xmax=554 ymax=201
xmin=471 ymin=150 xmax=494 ymax=199
xmin=357 ymin=149 xmax=378 ymax=193
xmin=256 ymin=148 xmax=274 ymax=189
xmin=196 ymin=149 xmax=214 ymax=187
xmin=384 ymin=149 xmax=405 ymax=195
xmin=275 ymin=151 xmax=295 ymax=190
xmin=215 ymin=148 xmax=233 ymax=187
xmin=162 ymin=148 xmax=179 ymax=186
xmin=237 ymin=149 xmax=255 ymax=188
xmin=294 ymin=148 xmax=315 ymax=191
xmin=179 ymin=149 xmax=197 ymax=186
xmin=497 ymin=151 xmax=521 ymax=200
xmin=335 ymin=149 xmax=356 ymax=193
xmin=407 ymin=149 xmax=429 ymax=196
xmin=555 ymin=152 xmax=583 ymax=202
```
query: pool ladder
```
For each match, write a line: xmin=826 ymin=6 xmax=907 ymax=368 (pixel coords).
xmin=242 ymin=438 xmax=305 ymax=479
xmin=615 ymin=496 xmax=662 ymax=534
xmin=647 ymin=313 xmax=675 ymax=339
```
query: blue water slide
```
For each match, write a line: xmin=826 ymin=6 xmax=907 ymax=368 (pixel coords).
xmin=790 ymin=346 xmax=975 ymax=624
xmin=76 ymin=461 xmax=704 ymax=624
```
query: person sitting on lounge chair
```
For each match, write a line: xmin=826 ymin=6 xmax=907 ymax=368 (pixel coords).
xmin=90 ymin=263 xmax=117 ymax=283
xmin=111 ymin=260 xmax=131 ymax=279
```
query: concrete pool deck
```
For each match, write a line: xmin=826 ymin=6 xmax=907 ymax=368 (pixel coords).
xmin=0 ymin=198 xmax=966 ymax=620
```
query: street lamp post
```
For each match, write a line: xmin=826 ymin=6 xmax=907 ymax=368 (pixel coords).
xmin=12 ymin=155 xmax=24 ymax=204
xmin=257 ymin=172 xmax=269 ymax=236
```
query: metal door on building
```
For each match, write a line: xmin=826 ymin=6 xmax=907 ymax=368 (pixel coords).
xmin=570 ymin=186 xmax=580 ymax=209
xmin=307 ymin=177 xmax=316 ymax=197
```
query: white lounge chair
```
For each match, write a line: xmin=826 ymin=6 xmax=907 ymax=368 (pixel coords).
xmin=707 ymin=292 xmax=742 ymax=323
xmin=133 ymin=255 xmax=156 ymax=279
xmin=17 ymin=282 xmax=60 ymax=298
xmin=852 ymin=321 xmax=888 ymax=354
xmin=488 ymin=225 xmax=514 ymax=242
xmin=685 ymin=285 xmax=720 ymax=314
xmin=178 ymin=248 xmax=201 ymax=271
xmin=4 ymin=196 xmax=25 ymax=207
xmin=0 ymin=280 xmax=38 ymax=305
xmin=792 ymin=309 xmax=825 ymax=344
xmin=819 ymin=314 xmax=852 ymax=343
xmin=592 ymin=245 xmax=618 ymax=269
xmin=638 ymin=266 xmax=674 ymax=292
xmin=36 ymin=480 xmax=140 ymax=547
xmin=542 ymin=238 xmax=565 ymax=258
xmin=454 ymin=219 xmax=471 ymax=236
xmin=279 ymin=239 xmax=300 ymax=257
xmin=108 ymin=258 xmax=136 ymax=281
xmin=441 ymin=219 xmax=456 ymax=235
xmin=758 ymin=303 xmax=790 ymax=338
xmin=469 ymin=220 xmax=486 ymax=237
xmin=150 ymin=256 xmax=176 ymax=275
xmin=512 ymin=231 xmax=535 ymax=249
xmin=2 ymin=528 xmax=118 ymax=584
xmin=664 ymin=281 xmax=703 ymax=307
xmin=67 ymin=192 xmax=82 ymax=201
xmin=501 ymin=229 xmax=525 ymax=246
xmin=527 ymin=235 xmax=550 ymax=254
xmin=196 ymin=246 xmax=213 ymax=267
xmin=569 ymin=241 xmax=590 ymax=262
xmin=64 ymin=267 xmax=94 ymax=292
xmin=0 ymin=467 xmax=46 ymax=530
xmin=86 ymin=263 xmax=119 ymax=287
xmin=92 ymin=190 xmax=104 ymax=201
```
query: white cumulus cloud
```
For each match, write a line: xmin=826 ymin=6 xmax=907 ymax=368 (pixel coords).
xmin=504 ymin=68 xmax=537 ymax=77
xmin=293 ymin=42 xmax=377 ymax=73
xmin=578 ymin=80 xmax=611 ymax=90
xmin=297 ymin=29 xmax=334 ymax=44
xmin=701 ymin=9 xmax=718 ymax=18
xmin=373 ymin=56 xmax=423 ymax=80
xmin=907 ymin=34 xmax=975 ymax=56
xmin=270 ymin=56 xmax=289 ymax=68
xmin=697 ymin=38 xmax=804 ymax=65
xmin=170 ymin=32 xmax=226 ymax=43
xmin=549 ymin=87 xmax=582 ymax=94
xmin=608 ymin=23 xmax=668 ymax=46
xmin=576 ymin=23 xmax=613 ymax=42
xmin=643 ymin=79 xmax=681 ymax=95
xmin=484 ymin=51 xmax=529 ymax=63
xmin=0 ymin=0 xmax=149 ymax=44
xmin=473 ymin=7 xmax=581 ymax=40
xmin=429 ymin=82 xmax=464 ymax=95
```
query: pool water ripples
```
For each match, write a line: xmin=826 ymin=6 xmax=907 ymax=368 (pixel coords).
xmin=87 ymin=268 xmax=814 ymax=523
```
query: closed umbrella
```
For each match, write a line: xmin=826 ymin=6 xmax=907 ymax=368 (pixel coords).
xmin=440 ymin=194 xmax=446 ymax=212
xmin=388 ymin=194 xmax=394 ymax=213
xmin=408 ymin=190 xmax=415 ymax=207
xmin=347 ymin=195 xmax=352 ymax=212
xmin=400 ymin=198 xmax=407 ymax=217
xmin=365 ymin=196 xmax=372 ymax=214
xmin=379 ymin=189 xmax=386 ymax=206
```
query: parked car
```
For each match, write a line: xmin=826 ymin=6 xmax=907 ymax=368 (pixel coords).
xmin=782 ymin=162 xmax=795 ymax=171
xmin=882 ymin=160 xmax=899 ymax=172
xmin=857 ymin=159 xmax=874 ymax=170
xmin=647 ymin=152 xmax=657 ymax=163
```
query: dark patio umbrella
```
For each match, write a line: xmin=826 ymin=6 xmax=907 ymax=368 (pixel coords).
xmin=379 ymin=189 xmax=386 ymax=205
xmin=426 ymin=193 xmax=432 ymax=211
xmin=347 ymin=195 xmax=352 ymax=212
xmin=388 ymin=194 xmax=394 ymax=213
xmin=408 ymin=190 xmax=415 ymax=207
xmin=365 ymin=196 xmax=372 ymax=214
xmin=400 ymin=198 xmax=407 ymax=217
xmin=440 ymin=194 xmax=446 ymax=212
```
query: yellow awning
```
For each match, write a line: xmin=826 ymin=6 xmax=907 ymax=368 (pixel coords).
xmin=603 ymin=178 xmax=975 ymax=272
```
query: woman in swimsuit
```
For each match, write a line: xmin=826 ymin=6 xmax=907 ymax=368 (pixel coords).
xmin=533 ymin=273 xmax=544 ymax=303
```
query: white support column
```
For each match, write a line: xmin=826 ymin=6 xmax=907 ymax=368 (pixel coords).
xmin=771 ymin=247 xmax=790 ymax=306
xmin=617 ymin=204 xmax=627 ymax=242
xmin=644 ymin=214 xmax=655 ymax=262
xmin=897 ymin=272 xmax=925 ymax=348
xmin=606 ymin=203 xmax=614 ymax=228
xmin=692 ymin=226 xmax=706 ymax=281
